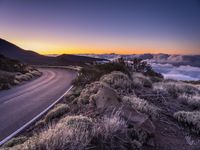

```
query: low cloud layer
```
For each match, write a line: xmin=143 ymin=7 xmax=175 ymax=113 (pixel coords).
xmin=151 ymin=63 xmax=200 ymax=81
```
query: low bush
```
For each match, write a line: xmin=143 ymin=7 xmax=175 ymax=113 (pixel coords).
xmin=174 ymin=111 xmax=200 ymax=133
xmin=44 ymin=104 xmax=69 ymax=123
xmin=9 ymin=113 xmax=152 ymax=150
xmin=93 ymin=111 xmax=142 ymax=150
xmin=60 ymin=115 xmax=93 ymax=130
xmin=77 ymin=81 xmax=104 ymax=105
xmin=100 ymin=71 xmax=133 ymax=94
xmin=122 ymin=96 xmax=160 ymax=118
xmin=10 ymin=116 xmax=94 ymax=150
xmin=72 ymin=62 xmax=131 ymax=87
xmin=132 ymin=73 xmax=152 ymax=88
xmin=153 ymin=81 xmax=199 ymax=98
xmin=128 ymin=58 xmax=163 ymax=79
xmin=0 ymin=54 xmax=28 ymax=73
xmin=3 ymin=136 xmax=27 ymax=148
xmin=64 ymin=86 xmax=83 ymax=103
xmin=179 ymin=94 xmax=200 ymax=108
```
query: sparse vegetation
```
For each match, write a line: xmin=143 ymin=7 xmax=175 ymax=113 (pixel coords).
xmin=11 ymin=116 xmax=94 ymax=150
xmin=0 ymin=54 xmax=42 ymax=90
xmin=153 ymin=81 xmax=199 ymax=98
xmin=93 ymin=111 xmax=143 ymax=150
xmin=6 ymin=58 xmax=200 ymax=150
xmin=72 ymin=62 xmax=131 ymax=87
xmin=179 ymin=94 xmax=200 ymax=109
xmin=132 ymin=73 xmax=153 ymax=88
xmin=122 ymin=96 xmax=160 ymax=118
xmin=3 ymin=136 xmax=27 ymax=148
xmin=44 ymin=104 xmax=69 ymax=123
xmin=128 ymin=58 xmax=163 ymax=78
xmin=100 ymin=71 xmax=133 ymax=94
xmin=174 ymin=111 xmax=200 ymax=133
xmin=0 ymin=54 xmax=28 ymax=73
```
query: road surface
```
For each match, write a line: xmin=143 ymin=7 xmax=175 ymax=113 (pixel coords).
xmin=0 ymin=68 xmax=76 ymax=141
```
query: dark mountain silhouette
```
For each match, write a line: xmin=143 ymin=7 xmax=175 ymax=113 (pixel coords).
xmin=0 ymin=38 xmax=105 ymax=66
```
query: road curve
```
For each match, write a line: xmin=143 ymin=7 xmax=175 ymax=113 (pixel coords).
xmin=0 ymin=68 xmax=77 ymax=141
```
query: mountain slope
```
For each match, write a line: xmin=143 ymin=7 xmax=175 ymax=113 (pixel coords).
xmin=0 ymin=38 xmax=105 ymax=65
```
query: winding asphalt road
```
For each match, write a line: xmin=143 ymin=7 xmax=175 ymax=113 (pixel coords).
xmin=0 ymin=68 xmax=76 ymax=141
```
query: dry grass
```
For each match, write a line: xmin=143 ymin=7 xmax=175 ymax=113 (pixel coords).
xmin=153 ymin=81 xmax=199 ymax=98
xmin=9 ymin=116 xmax=94 ymax=150
xmin=174 ymin=111 xmax=200 ymax=133
xmin=44 ymin=104 xmax=69 ymax=123
xmin=7 ymin=112 xmax=151 ymax=150
xmin=3 ymin=136 xmax=27 ymax=148
xmin=122 ymin=96 xmax=160 ymax=118
xmin=179 ymin=94 xmax=200 ymax=108
xmin=94 ymin=111 xmax=142 ymax=150
xmin=64 ymin=86 xmax=83 ymax=103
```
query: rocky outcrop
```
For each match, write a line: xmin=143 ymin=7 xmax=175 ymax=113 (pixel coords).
xmin=78 ymin=81 xmax=121 ymax=109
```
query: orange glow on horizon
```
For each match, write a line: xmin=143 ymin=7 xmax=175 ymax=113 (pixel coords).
xmin=4 ymin=37 xmax=200 ymax=55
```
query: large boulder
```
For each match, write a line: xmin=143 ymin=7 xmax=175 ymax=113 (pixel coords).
xmin=78 ymin=81 xmax=120 ymax=109
xmin=91 ymin=83 xmax=121 ymax=109
xmin=119 ymin=105 xmax=155 ymax=135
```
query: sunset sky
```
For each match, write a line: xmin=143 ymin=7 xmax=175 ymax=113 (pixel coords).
xmin=0 ymin=0 xmax=200 ymax=55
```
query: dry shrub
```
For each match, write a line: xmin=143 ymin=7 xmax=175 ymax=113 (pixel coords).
xmin=174 ymin=111 xmax=200 ymax=133
xmin=64 ymin=86 xmax=83 ymax=103
xmin=132 ymin=73 xmax=152 ymax=88
xmin=60 ymin=115 xmax=93 ymax=130
xmin=153 ymin=81 xmax=199 ymax=98
xmin=30 ymin=70 xmax=42 ymax=76
xmin=77 ymin=81 xmax=105 ymax=105
xmin=72 ymin=62 xmax=130 ymax=87
xmin=3 ymin=136 xmax=27 ymax=148
xmin=179 ymin=94 xmax=200 ymax=109
xmin=122 ymin=96 xmax=160 ymax=118
xmin=8 ymin=113 xmax=151 ymax=150
xmin=94 ymin=111 xmax=142 ymax=150
xmin=44 ymin=104 xmax=69 ymax=123
xmin=10 ymin=116 xmax=94 ymax=150
xmin=100 ymin=71 xmax=133 ymax=94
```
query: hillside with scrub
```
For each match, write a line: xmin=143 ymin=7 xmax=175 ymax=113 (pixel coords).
xmin=3 ymin=58 xmax=200 ymax=150
xmin=0 ymin=54 xmax=42 ymax=90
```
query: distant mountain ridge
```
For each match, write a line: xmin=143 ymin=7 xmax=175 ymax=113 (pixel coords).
xmin=0 ymin=38 xmax=105 ymax=66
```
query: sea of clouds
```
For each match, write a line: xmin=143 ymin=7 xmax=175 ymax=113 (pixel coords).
xmin=151 ymin=63 xmax=200 ymax=81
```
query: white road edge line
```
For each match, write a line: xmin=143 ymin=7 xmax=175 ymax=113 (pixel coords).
xmin=0 ymin=85 xmax=74 ymax=146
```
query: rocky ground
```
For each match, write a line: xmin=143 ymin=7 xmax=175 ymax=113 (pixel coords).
xmin=2 ymin=60 xmax=200 ymax=150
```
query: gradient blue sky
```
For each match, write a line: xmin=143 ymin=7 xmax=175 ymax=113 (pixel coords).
xmin=0 ymin=0 xmax=200 ymax=54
